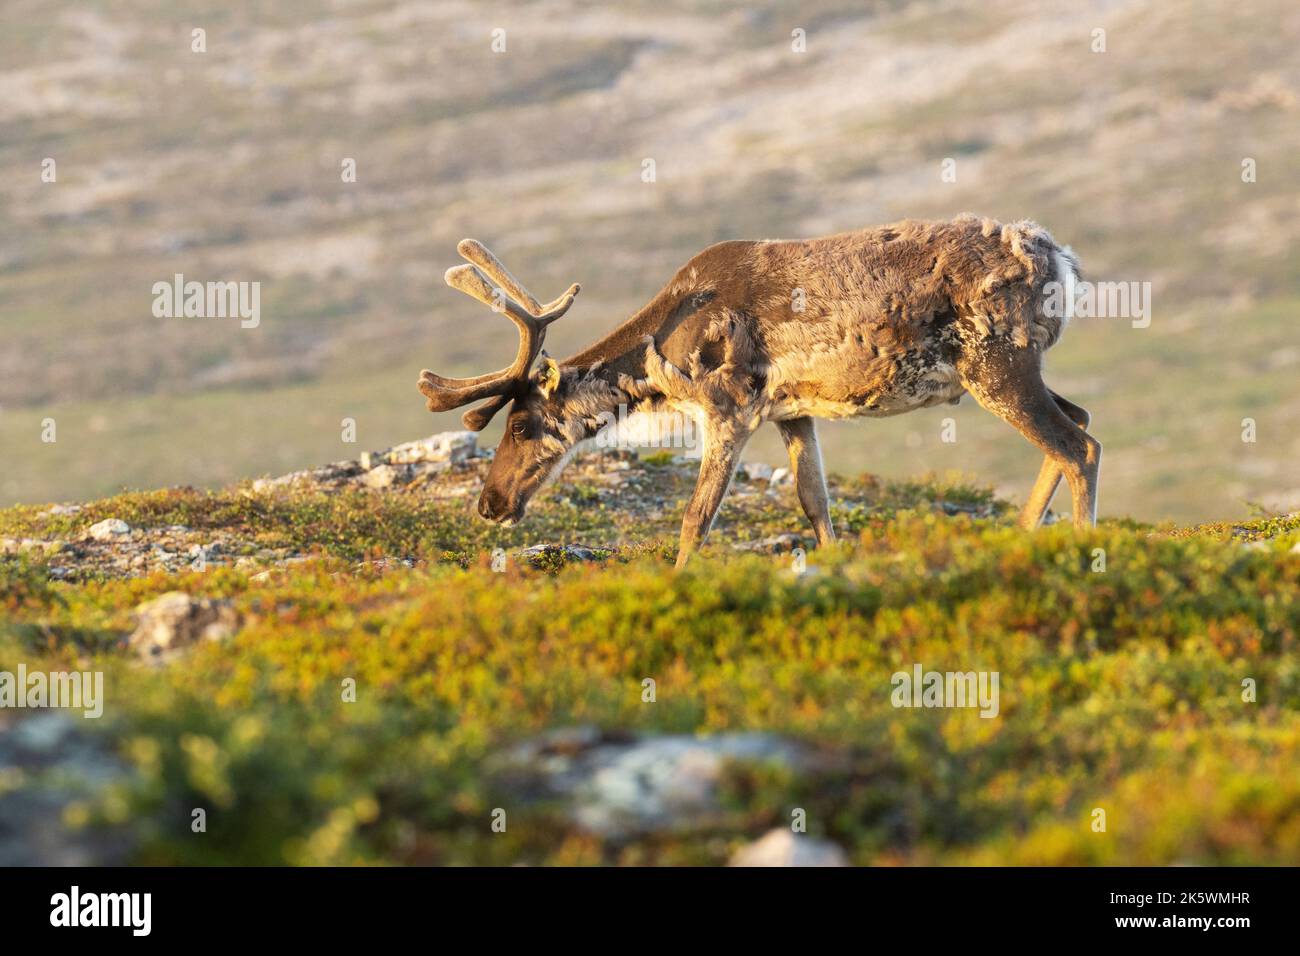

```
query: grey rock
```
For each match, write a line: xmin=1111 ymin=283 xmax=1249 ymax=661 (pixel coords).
xmin=495 ymin=729 xmax=814 ymax=839
xmin=86 ymin=518 xmax=131 ymax=541
xmin=364 ymin=431 xmax=478 ymax=469
xmin=516 ymin=543 xmax=608 ymax=563
xmin=0 ymin=713 xmax=134 ymax=865
xmin=249 ymin=463 xmax=364 ymax=494
xmin=729 ymin=828 xmax=849 ymax=867
xmin=311 ymin=460 xmax=365 ymax=483
xmin=407 ymin=460 xmax=451 ymax=482
xmin=361 ymin=463 xmax=410 ymax=489
xmin=252 ymin=472 xmax=304 ymax=492
xmin=185 ymin=543 xmax=226 ymax=567
xmin=737 ymin=461 xmax=774 ymax=482
xmin=251 ymin=460 xmax=363 ymax=492
xmin=128 ymin=591 xmax=241 ymax=662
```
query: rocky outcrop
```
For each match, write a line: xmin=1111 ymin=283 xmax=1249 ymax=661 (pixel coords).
xmin=492 ymin=726 xmax=851 ymax=860
xmin=492 ymin=727 xmax=821 ymax=839
xmin=128 ymin=591 xmax=241 ymax=662
xmin=515 ymin=543 xmax=612 ymax=564
xmin=86 ymin=518 xmax=131 ymax=541
xmin=361 ymin=431 xmax=478 ymax=468
xmin=252 ymin=431 xmax=481 ymax=493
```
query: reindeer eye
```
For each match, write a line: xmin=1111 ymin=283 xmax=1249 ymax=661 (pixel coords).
xmin=511 ymin=420 xmax=529 ymax=440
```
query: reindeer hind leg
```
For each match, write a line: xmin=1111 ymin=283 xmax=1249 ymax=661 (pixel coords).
xmin=775 ymin=416 xmax=835 ymax=546
xmin=1018 ymin=390 xmax=1093 ymax=529
xmin=960 ymin=347 xmax=1100 ymax=529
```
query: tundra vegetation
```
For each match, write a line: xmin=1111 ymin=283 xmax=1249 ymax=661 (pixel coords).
xmin=1 ymin=450 xmax=1297 ymax=865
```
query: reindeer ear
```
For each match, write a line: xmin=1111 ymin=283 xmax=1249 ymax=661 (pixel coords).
xmin=536 ymin=354 xmax=561 ymax=399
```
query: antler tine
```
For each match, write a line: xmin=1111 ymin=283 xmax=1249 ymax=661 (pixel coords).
xmin=457 ymin=239 xmax=541 ymax=313
xmin=416 ymin=265 xmax=550 ymax=418
xmin=419 ymin=239 xmax=580 ymax=429
xmin=444 ymin=264 xmax=546 ymax=376
xmin=458 ymin=239 xmax=581 ymax=320
xmin=536 ymin=282 xmax=581 ymax=324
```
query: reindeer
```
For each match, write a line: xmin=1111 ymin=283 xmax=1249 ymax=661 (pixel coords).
xmin=418 ymin=215 xmax=1100 ymax=568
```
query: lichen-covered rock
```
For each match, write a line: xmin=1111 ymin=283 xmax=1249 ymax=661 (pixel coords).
xmin=86 ymin=518 xmax=130 ymax=541
xmin=360 ymin=463 xmax=409 ymax=489
xmin=127 ymin=591 xmax=241 ymax=662
xmin=251 ymin=471 xmax=310 ymax=492
xmin=493 ymin=729 xmax=816 ymax=838
xmin=362 ymin=431 xmax=477 ymax=469
xmin=516 ymin=543 xmax=608 ymax=564
xmin=248 ymin=432 xmax=478 ymax=494
xmin=251 ymin=460 xmax=363 ymax=492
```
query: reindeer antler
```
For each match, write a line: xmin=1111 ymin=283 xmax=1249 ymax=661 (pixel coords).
xmin=418 ymin=239 xmax=580 ymax=430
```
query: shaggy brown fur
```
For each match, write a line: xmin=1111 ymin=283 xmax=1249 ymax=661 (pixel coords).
xmin=419 ymin=214 xmax=1099 ymax=566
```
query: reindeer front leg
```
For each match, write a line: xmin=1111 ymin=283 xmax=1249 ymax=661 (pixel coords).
xmin=675 ymin=418 xmax=753 ymax=569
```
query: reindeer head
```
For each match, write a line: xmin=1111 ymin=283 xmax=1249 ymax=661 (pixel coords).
xmin=417 ymin=240 xmax=585 ymax=525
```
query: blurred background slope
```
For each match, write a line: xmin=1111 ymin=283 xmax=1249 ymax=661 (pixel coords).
xmin=1 ymin=0 xmax=1297 ymax=520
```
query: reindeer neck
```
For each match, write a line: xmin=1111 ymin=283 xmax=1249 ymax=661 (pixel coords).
xmin=557 ymin=267 xmax=700 ymax=415
xmin=559 ymin=259 xmax=695 ymax=370
xmin=558 ymin=313 xmax=663 ymax=409
xmin=558 ymin=343 xmax=650 ymax=418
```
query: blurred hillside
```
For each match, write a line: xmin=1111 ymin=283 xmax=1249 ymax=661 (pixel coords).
xmin=1 ymin=0 xmax=1298 ymax=520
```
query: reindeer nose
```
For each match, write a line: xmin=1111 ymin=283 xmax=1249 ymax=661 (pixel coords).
xmin=478 ymin=490 xmax=506 ymax=521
